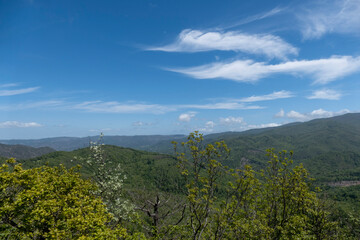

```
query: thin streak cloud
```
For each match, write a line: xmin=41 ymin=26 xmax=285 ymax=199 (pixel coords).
xmin=73 ymin=101 xmax=174 ymax=114
xmin=73 ymin=100 xmax=262 ymax=114
xmin=179 ymin=102 xmax=262 ymax=110
xmin=224 ymin=7 xmax=285 ymax=29
xmin=0 ymin=100 xmax=64 ymax=111
xmin=0 ymin=121 xmax=42 ymax=128
xmin=0 ymin=87 xmax=39 ymax=96
xmin=240 ymin=90 xmax=293 ymax=102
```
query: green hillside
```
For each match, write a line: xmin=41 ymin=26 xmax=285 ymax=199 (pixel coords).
xmin=19 ymin=145 xmax=184 ymax=194
xmin=144 ymin=113 xmax=360 ymax=183
xmin=12 ymin=113 xmax=360 ymax=185
xmin=214 ymin=113 xmax=360 ymax=182
xmin=0 ymin=143 xmax=55 ymax=160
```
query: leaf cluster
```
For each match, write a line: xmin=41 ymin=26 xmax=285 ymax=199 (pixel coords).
xmin=0 ymin=159 xmax=128 ymax=239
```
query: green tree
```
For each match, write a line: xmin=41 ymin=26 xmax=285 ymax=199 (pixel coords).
xmin=261 ymin=149 xmax=339 ymax=239
xmin=0 ymin=158 xmax=128 ymax=239
xmin=172 ymin=132 xmax=342 ymax=239
xmin=173 ymin=131 xmax=229 ymax=239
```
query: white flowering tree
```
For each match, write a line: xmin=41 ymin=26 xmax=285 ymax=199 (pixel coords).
xmin=82 ymin=133 xmax=133 ymax=225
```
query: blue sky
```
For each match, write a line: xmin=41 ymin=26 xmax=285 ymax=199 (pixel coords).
xmin=1 ymin=0 xmax=360 ymax=139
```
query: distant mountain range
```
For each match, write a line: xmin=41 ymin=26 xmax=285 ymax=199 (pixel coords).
xmin=2 ymin=113 xmax=360 ymax=177
xmin=0 ymin=135 xmax=186 ymax=151
xmin=0 ymin=143 xmax=55 ymax=160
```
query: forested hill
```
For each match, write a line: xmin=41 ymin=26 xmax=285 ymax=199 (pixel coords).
xmin=0 ymin=143 xmax=55 ymax=160
xmin=140 ymin=113 xmax=360 ymax=182
xmin=0 ymin=134 xmax=186 ymax=151
xmin=17 ymin=145 xmax=183 ymax=193
xmin=208 ymin=113 xmax=360 ymax=182
xmin=149 ymin=113 xmax=360 ymax=153
xmin=2 ymin=113 xmax=359 ymax=157
xmin=211 ymin=112 xmax=360 ymax=156
xmin=2 ymin=113 xmax=360 ymax=181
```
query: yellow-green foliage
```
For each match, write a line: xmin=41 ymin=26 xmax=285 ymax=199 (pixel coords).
xmin=0 ymin=159 xmax=128 ymax=239
xmin=172 ymin=132 xmax=342 ymax=240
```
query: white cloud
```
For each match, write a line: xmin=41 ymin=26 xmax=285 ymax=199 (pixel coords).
xmin=220 ymin=116 xmax=245 ymax=125
xmin=247 ymin=123 xmax=281 ymax=129
xmin=198 ymin=121 xmax=216 ymax=133
xmin=205 ymin=121 xmax=215 ymax=128
xmin=148 ymin=29 xmax=298 ymax=59
xmin=0 ymin=98 xmax=262 ymax=113
xmin=89 ymin=128 xmax=112 ymax=132
xmin=217 ymin=116 xmax=281 ymax=132
xmin=286 ymin=110 xmax=308 ymax=121
xmin=225 ymin=7 xmax=285 ymax=28
xmin=0 ymin=121 xmax=42 ymax=128
xmin=180 ymin=102 xmax=262 ymax=110
xmin=171 ymin=56 xmax=360 ymax=84
xmin=0 ymin=100 xmax=64 ymax=111
xmin=240 ymin=90 xmax=293 ymax=102
xmin=275 ymin=109 xmax=285 ymax=118
xmin=73 ymin=101 xmax=173 ymax=114
xmin=0 ymin=83 xmax=18 ymax=88
xmin=72 ymin=100 xmax=262 ymax=114
xmin=286 ymin=108 xmax=350 ymax=121
xmin=132 ymin=121 xmax=145 ymax=126
xmin=307 ymin=89 xmax=342 ymax=100
xmin=0 ymin=87 xmax=39 ymax=96
xmin=300 ymin=0 xmax=360 ymax=39
xmin=178 ymin=112 xmax=197 ymax=122
xmin=132 ymin=121 xmax=155 ymax=127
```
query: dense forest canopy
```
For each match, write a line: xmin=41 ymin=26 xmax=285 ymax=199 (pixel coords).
xmin=2 ymin=132 xmax=360 ymax=239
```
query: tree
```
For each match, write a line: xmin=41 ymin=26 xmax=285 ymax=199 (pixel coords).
xmin=81 ymin=134 xmax=134 ymax=225
xmin=0 ymin=158 xmax=128 ymax=239
xmin=134 ymin=191 xmax=186 ymax=238
xmin=260 ymin=149 xmax=339 ymax=239
xmin=173 ymin=131 xmax=230 ymax=239
xmin=172 ymin=132 xmax=342 ymax=239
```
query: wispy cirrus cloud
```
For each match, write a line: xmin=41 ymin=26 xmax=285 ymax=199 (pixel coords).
xmin=73 ymin=101 xmax=174 ymax=114
xmin=0 ymin=83 xmax=18 ymax=88
xmin=0 ymin=87 xmax=39 ymax=96
xmin=307 ymin=89 xmax=342 ymax=100
xmin=239 ymin=90 xmax=293 ymax=102
xmin=72 ymin=99 xmax=262 ymax=114
xmin=299 ymin=0 xmax=360 ymax=39
xmin=148 ymin=29 xmax=298 ymax=59
xmin=224 ymin=7 xmax=285 ymax=29
xmin=0 ymin=98 xmax=261 ymax=114
xmin=179 ymin=102 xmax=262 ymax=110
xmin=0 ymin=100 xmax=64 ymax=111
xmin=170 ymin=56 xmax=360 ymax=84
xmin=0 ymin=121 xmax=42 ymax=128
